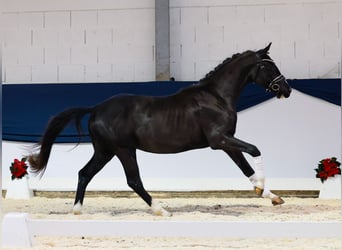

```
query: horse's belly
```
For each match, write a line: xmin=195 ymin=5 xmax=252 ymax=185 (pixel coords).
xmin=138 ymin=143 xmax=208 ymax=154
xmin=136 ymin=130 xmax=208 ymax=154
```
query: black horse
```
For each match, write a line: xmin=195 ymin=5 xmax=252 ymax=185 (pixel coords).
xmin=29 ymin=43 xmax=291 ymax=216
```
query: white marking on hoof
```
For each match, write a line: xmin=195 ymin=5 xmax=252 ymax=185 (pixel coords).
xmin=262 ymin=189 xmax=277 ymax=199
xmin=249 ymin=173 xmax=264 ymax=190
xmin=151 ymin=199 xmax=172 ymax=217
xmin=262 ymin=189 xmax=285 ymax=205
xmin=252 ymin=156 xmax=265 ymax=187
xmin=73 ymin=201 xmax=82 ymax=215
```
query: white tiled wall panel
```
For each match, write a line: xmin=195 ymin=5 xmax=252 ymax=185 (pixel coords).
xmin=4 ymin=29 xmax=32 ymax=48
xmin=58 ymin=64 xmax=85 ymax=82
xmin=98 ymin=9 xmax=154 ymax=28
xmin=18 ymin=12 xmax=44 ymax=29
xmin=236 ymin=5 xmax=265 ymax=24
xmin=32 ymin=64 xmax=58 ymax=82
xmin=5 ymin=65 xmax=31 ymax=83
xmin=86 ymin=28 xmax=113 ymax=46
xmin=169 ymin=0 xmax=342 ymax=80
xmin=113 ymin=63 xmax=135 ymax=82
xmin=71 ymin=11 xmax=98 ymax=28
xmin=2 ymin=13 xmax=19 ymax=29
xmin=180 ymin=7 xmax=208 ymax=26
xmin=71 ymin=45 xmax=97 ymax=64
xmin=44 ymin=47 xmax=71 ymax=65
xmin=44 ymin=12 xmax=71 ymax=29
xmin=2 ymin=0 xmax=155 ymax=83
xmin=85 ymin=63 xmax=112 ymax=82
xmin=134 ymin=61 xmax=156 ymax=81
xmin=208 ymin=7 xmax=237 ymax=26
xmin=33 ymin=29 xmax=60 ymax=47
xmin=2 ymin=0 xmax=341 ymax=83
xmin=18 ymin=47 xmax=44 ymax=65
xmin=58 ymin=29 xmax=85 ymax=46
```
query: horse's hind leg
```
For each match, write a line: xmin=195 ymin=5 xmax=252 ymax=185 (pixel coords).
xmin=116 ymin=148 xmax=171 ymax=217
xmin=73 ymin=150 xmax=113 ymax=214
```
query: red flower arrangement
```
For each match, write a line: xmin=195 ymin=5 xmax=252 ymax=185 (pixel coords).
xmin=10 ymin=158 xmax=28 ymax=180
xmin=315 ymin=157 xmax=341 ymax=183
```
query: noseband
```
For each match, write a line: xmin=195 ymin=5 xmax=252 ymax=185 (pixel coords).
xmin=266 ymin=74 xmax=286 ymax=92
xmin=258 ymin=59 xmax=286 ymax=93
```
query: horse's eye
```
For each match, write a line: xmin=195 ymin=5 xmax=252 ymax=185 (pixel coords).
xmin=260 ymin=65 xmax=265 ymax=69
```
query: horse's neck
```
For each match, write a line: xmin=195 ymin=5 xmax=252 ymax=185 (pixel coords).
xmin=209 ymin=60 xmax=254 ymax=104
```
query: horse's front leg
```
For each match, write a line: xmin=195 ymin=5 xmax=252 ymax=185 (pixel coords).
xmin=225 ymin=149 xmax=284 ymax=205
xmin=210 ymin=135 xmax=284 ymax=205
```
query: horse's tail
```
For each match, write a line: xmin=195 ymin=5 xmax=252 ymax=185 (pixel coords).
xmin=28 ymin=107 xmax=92 ymax=176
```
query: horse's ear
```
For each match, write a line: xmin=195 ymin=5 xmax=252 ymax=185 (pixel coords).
xmin=263 ymin=42 xmax=272 ymax=54
xmin=258 ymin=42 xmax=272 ymax=56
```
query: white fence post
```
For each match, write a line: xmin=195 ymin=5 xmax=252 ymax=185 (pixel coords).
xmin=2 ymin=213 xmax=32 ymax=248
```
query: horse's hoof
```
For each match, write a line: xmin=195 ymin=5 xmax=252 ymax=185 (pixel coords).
xmin=254 ymin=187 xmax=264 ymax=197
xmin=73 ymin=202 xmax=82 ymax=215
xmin=151 ymin=205 xmax=172 ymax=217
xmin=271 ymin=197 xmax=285 ymax=206
xmin=151 ymin=200 xmax=172 ymax=217
xmin=153 ymin=209 xmax=172 ymax=217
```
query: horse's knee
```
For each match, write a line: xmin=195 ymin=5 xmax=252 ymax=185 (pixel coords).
xmin=247 ymin=145 xmax=260 ymax=157
xmin=208 ymin=136 xmax=261 ymax=157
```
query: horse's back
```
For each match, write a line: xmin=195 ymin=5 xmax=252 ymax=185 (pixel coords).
xmin=89 ymin=93 xmax=209 ymax=153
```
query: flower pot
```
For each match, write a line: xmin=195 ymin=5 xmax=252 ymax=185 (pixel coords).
xmin=319 ymin=175 xmax=342 ymax=199
xmin=5 ymin=176 xmax=34 ymax=199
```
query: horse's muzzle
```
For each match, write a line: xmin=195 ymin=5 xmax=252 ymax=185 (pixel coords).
xmin=277 ymin=81 xmax=291 ymax=99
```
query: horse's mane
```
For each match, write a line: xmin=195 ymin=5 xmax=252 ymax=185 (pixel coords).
xmin=199 ymin=50 xmax=255 ymax=83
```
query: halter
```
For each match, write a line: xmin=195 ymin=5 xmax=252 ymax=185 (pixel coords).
xmin=258 ymin=59 xmax=286 ymax=93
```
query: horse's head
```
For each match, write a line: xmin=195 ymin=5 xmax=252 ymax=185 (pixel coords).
xmin=252 ymin=43 xmax=291 ymax=98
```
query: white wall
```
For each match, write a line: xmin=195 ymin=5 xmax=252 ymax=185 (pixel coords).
xmin=170 ymin=0 xmax=342 ymax=80
xmin=2 ymin=90 xmax=340 ymax=191
xmin=1 ymin=0 xmax=341 ymax=83
xmin=1 ymin=0 xmax=156 ymax=83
